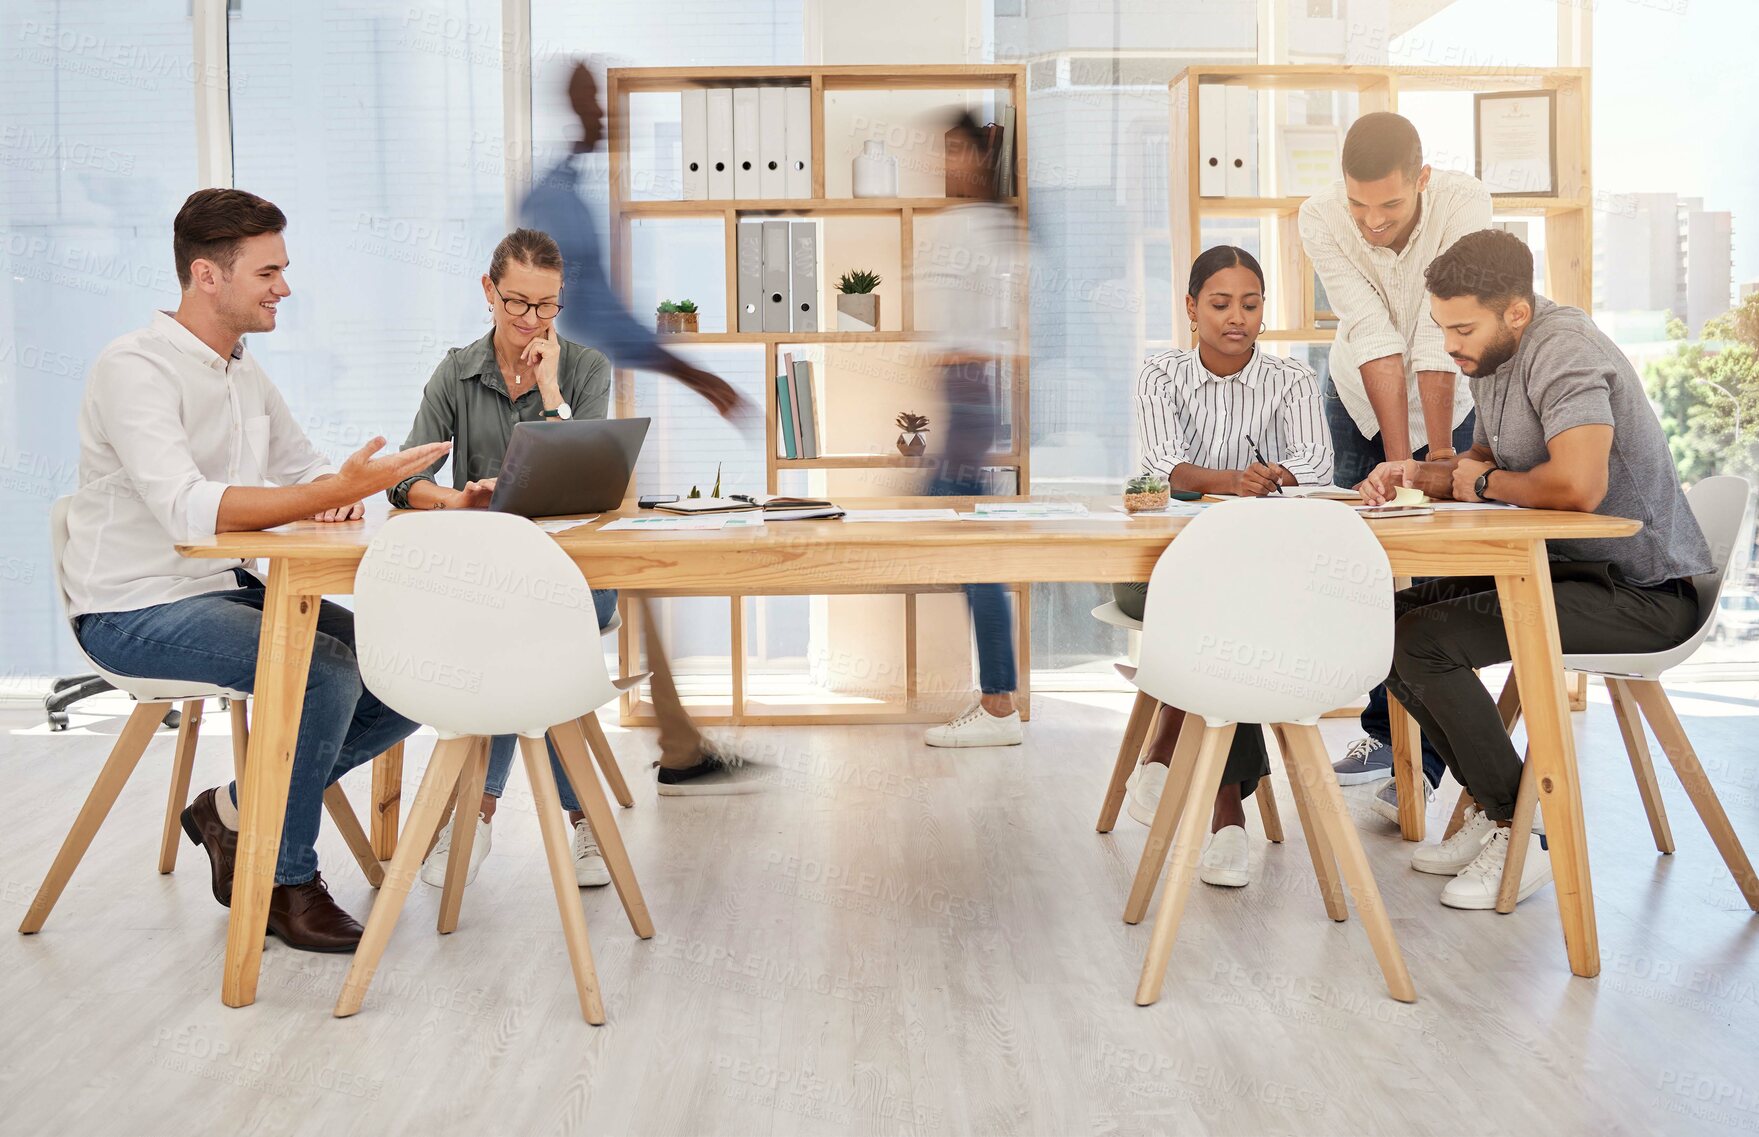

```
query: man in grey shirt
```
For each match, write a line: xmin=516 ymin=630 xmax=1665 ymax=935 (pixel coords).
xmin=1360 ymin=229 xmax=1712 ymax=912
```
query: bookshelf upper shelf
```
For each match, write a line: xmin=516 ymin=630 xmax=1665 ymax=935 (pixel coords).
xmin=610 ymin=64 xmax=1026 ymax=94
xmin=1172 ymin=64 xmax=1587 ymax=93
xmin=622 ymin=196 xmax=1022 ymax=216
xmin=1193 ymin=194 xmax=1589 ymax=218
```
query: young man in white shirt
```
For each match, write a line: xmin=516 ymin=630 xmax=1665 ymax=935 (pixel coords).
xmin=64 ymin=189 xmax=451 ymax=952
xmin=1297 ymin=112 xmax=1491 ymax=810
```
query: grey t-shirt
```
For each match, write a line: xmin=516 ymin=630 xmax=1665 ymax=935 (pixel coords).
xmin=389 ymin=330 xmax=611 ymax=508
xmin=1471 ymin=297 xmax=1711 ymax=586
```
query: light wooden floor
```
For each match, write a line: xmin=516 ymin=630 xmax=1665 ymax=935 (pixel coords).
xmin=3 ymin=677 xmax=1757 ymax=1137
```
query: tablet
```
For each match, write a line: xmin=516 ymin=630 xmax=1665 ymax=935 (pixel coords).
xmin=488 ymin=418 xmax=651 ymax=518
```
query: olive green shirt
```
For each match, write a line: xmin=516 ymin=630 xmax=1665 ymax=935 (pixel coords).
xmin=389 ymin=330 xmax=611 ymax=508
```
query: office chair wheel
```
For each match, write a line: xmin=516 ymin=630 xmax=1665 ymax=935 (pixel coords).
xmin=160 ymin=708 xmax=182 ymax=731
xmin=48 ymin=710 xmax=70 ymax=732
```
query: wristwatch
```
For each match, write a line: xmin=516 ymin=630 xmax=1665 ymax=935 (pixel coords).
xmin=1474 ymin=467 xmax=1497 ymax=502
xmin=543 ymin=402 xmax=572 ymax=420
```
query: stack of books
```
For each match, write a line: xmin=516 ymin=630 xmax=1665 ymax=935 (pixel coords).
xmin=775 ymin=353 xmax=820 ymax=459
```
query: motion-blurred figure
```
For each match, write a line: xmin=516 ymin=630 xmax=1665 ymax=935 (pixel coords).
xmin=518 ymin=60 xmax=760 ymax=795
xmin=916 ymin=111 xmax=1029 ymax=748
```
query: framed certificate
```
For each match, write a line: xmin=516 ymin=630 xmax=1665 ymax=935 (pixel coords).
xmin=1474 ymin=90 xmax=1557 ymax=197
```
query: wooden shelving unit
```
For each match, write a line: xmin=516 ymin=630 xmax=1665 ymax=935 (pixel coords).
xmin=1168 ymin=65 xmax=1592 ymax=348
xmin=606 ymin=63 xmax=1032 ymax=726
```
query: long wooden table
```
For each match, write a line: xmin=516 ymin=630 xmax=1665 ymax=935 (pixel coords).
xmin=179 ymin=496 xmax=1639 ymax=1005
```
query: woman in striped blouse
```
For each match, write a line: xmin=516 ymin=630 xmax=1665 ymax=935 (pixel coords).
xmin=1116 ymin=245 xmax=1334 ymax=888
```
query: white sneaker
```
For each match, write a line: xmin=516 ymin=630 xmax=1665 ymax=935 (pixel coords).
xmin=924 ymin=702 xmax=1023 ymax=748
xmin=572 ymin=820 xmax=611 ymax=887
xmin=419 ymin=813 xmax=492 ymax=888
xmin=1369 ymin=773 xmax=1436 ymax=825
xmin=1199 ymin=825 xmax=1251 ymax=888
xmin=1125 ymin=762 xmax=1169 ymax=827
xmin=1411 ymin=805 xmax=1497 ymax=876
xmin=1440 ymin=827 xmax=1552 ymax=910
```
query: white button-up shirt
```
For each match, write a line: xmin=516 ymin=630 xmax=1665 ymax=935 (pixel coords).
xmin=62 ymin=311 xmax=335 ymax=617
xmin=1298 ymin=168 xmax=1491 ymax=443
xmin=1135 ymin=346 xmax=1333 ymax=485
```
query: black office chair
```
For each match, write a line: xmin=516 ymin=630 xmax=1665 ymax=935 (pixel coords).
xmin=45 ymin=675 xmax=194 ymax=732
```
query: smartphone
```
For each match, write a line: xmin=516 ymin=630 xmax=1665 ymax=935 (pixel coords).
xmin=638 ymin=494 xmax=679 ymax=509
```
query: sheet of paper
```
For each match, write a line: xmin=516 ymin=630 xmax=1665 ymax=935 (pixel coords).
xmin=535 ymin=517 xmax=599 ymax=534
xmin=840 ymin=509 xmax=960 ymax=523
xmin=969 ymin=502 xmax=1090 ymax=518
xmin=1110 ymin=503 xmax=1203 ymax=517
xmin=1428 ymin=501 xmax=1519 ymax=511
xmin=958 ymin=511 xmax=1120 ymax=523
xmin=599 ymin=515 xmax=730 ymax=532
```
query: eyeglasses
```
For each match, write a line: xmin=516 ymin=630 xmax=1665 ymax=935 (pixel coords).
xmin=493 ymin=283 xmax=563 ymax=320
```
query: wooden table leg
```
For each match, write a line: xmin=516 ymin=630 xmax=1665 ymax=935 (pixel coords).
xmin=371 ymin=742 xmax=403 ymax=860
xmin=1389 ymin=693 xmax=1425 ymax=842
xmin=222 ymin=562 xmax=321 ymax=1008
xmin=1497 ymin=547 xmax=1599 ymax=977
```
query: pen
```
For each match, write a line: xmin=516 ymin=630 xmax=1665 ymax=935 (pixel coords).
xmin=1244 ymin=434 xmax=1283 ymax=495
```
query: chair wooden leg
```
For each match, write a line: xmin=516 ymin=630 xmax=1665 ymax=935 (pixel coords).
xmin=1568 ymin=670 xmax=1589 ymax=712
xmin=577 ymin=712 xmax=635 ymax=809
xmin=1124 ymin=710 xmax=1203 ymax=925
xmin=424 ymin=779 xmax=461 ymax=862
xmin=437 ymin=738 xmax=491 ymax=934
xmin=1625 ymin=679 xmax=1759 ymax=911
xmin=1607 ymin=678 xmax=1675 ymax=854
xmin=1098 ymin=691 xmax=1158 ymax=833
xmin=1272 ymin=724 xmax=1346 ymax=923
xmin=1388 ymin=693 xmax=1425 ymax=842
xmin=1287 ymin=724 xmax=1416 ymax=1003
xmin=1135 ymin=723 xmax=1235 ymax=1006
xmin=1496 ymin=670 xmax=1523 ymax=733
xmin=521 ymin=734 xmax=608 ymax=1024
xmin=157 ymin=699 xmax=205 ymax=874
xmin=21 ymin=702 xmax=168 ymax=933
xmin=371 ymin=742 xmax=404 ymax=860
xmin=1496 ymin=749 xmax=1540 ymax=914
xmin=323 ymin=783 xmax=386 ymax=889
xmin=1443 ymin=790 xmax=1478 ymax=841
xmin=335 ymin=736 xmax=474 ymax=1018
xmin=551 ymin=720 xmax=654 ymax=939
xmin=1254 ymin=774 xmax=1284 ymax=843
xmin=229 ymin=699 xmax=249 ymax=786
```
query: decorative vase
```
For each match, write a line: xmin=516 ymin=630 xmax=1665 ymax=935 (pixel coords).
xmin=656 ymin=312 xmax=698 ymax=335
xmin=851 ymin=139 xmax=899 ymax=198
xmin=836 ymin=293 xmax=880 ymax=332
xmin=896 ymin=432 xmax=928 ymax=457
xmin=680 ymin=311 xmax=698 ymax=334
xmin=1122 ymin=488 xmax=1170 ymax=513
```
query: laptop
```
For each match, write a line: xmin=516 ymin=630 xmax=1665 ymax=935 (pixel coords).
xmin=488 ymin=417 xmax=650 ymax=518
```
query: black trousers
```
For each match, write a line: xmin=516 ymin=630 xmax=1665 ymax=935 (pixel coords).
xmin=1382 ymin=563 xmax=1699 ymax=821
xmin=1113 ymin=582 xmax=1269 ymax=798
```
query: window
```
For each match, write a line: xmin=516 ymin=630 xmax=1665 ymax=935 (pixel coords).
xmin=0 ymin=0 xmax=199 ymax=679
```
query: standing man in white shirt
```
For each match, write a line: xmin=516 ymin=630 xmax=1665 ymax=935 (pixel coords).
xmin=64 ymin=189 xmax=450 ymax=952
xmin=1297 ymin=111 xmax=1491 ymax=810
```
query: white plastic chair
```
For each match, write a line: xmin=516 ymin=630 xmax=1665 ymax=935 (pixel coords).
xmin=1121 ymin=498 xmax=1415 ymax=1006
xmin=20 ymin=499 xmax=382 ymax=936
xmin=1092 ymin=600 xmax=1286 ymax=844
xmin=1491 ymin=475 xmax=1757 ymax=914
xmin=336 ymin=510 xmax=651 ymax=1025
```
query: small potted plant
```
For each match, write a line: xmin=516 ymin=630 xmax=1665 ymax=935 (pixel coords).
xmin=1123 ymin=473 xmax=1170 ymax=513
xmin=895 ymin=412 xmax=930 ymax=456
xmin=835 ymin=270 xmax=881 ymax=332
xmin=656 ymin=299 xmax=699 ymax=335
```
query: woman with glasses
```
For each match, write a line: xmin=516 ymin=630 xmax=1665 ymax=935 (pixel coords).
xmin=388 ymin=227 xmax=619 ymax=890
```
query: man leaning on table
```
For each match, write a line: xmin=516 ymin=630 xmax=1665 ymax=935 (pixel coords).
xmin=1360 ymin=228 xmax=1712 ymax=909
xmin=62 ymin=188 xmax=449 ymax=952
xmin=1297 ymin=110 xmax=1491 ymax=815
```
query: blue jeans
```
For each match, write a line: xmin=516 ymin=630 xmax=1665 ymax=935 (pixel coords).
xmin=1322 ymin=376 xmax=1474 ymax=788
xmin=479 ymin=588 xmax=620 ymax=811
xmin=74 ymin=570 xmax=419 ymax=886
xmin=928 ymin=476 xmax=1017 ymax=695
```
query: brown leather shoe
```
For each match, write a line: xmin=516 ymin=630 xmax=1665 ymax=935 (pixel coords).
xmin=266 ymin=873 xmax=363 ymax=953
xmin=179 ymin=787 xmax=238 ymax=907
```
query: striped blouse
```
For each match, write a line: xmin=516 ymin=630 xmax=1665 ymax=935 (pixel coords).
xmin=1134 ymin=346 xmax=1333 ymax=485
